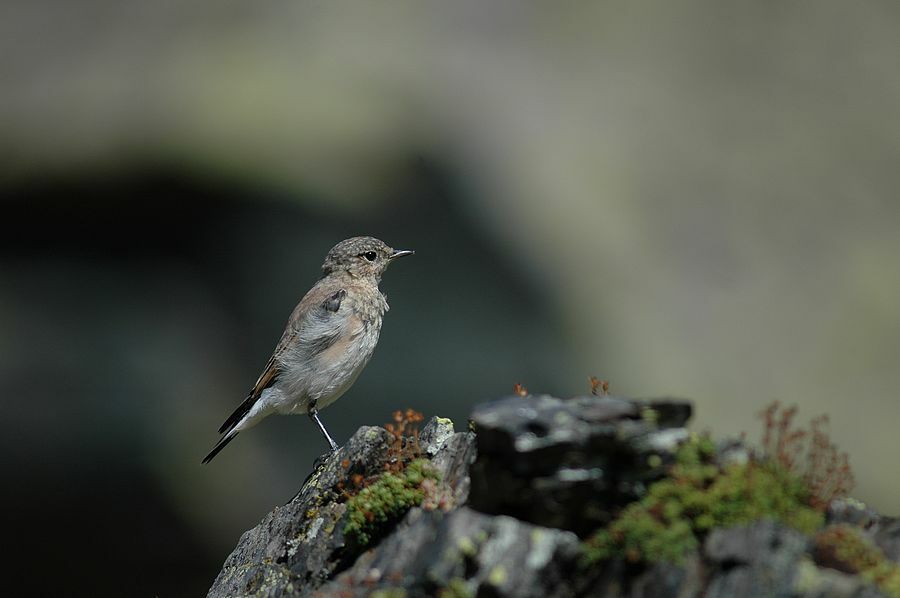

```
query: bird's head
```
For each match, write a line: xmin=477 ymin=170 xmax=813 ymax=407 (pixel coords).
xmin=321 ymin=236 xmax=414 ymax=281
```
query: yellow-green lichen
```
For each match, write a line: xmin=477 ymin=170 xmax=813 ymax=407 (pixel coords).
xmin=641 ymin=407 xmax=659 ymax=425
xmin=244 ymin=564 xmax=294 ymax=594
xmin=582 ymin=435 xmax=824 ymax=565
xmin=344 ymin=459 xmax=441 ymax=547
xmin=457 ymin=536 xmax=477 ymax=558
xmin=792 ymin=557 xmax=824 ymax=593
xmin=437 ymin=578 xmax=472 ymax=598
xmin=487 ymin=565 xmax=508 ymax=586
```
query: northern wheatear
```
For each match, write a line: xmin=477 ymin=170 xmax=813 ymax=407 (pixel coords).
xmin=202 ymin=236 xmax=413 ymax=463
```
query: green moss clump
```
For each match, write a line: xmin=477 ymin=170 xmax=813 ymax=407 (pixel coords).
xmin=344 ymin=459 xmax=441 ymax=547
xmin=815 ymin=524 xmax=900 ymax=597
xmin=582 ymin=435 xmax=824 ymax=565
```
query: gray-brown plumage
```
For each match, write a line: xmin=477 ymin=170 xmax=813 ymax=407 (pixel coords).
xmin=203 ymin=236 xmax=414 ymax=463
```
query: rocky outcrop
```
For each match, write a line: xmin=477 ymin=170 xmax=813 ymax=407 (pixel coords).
xmin=207 ymin=417 xmax=475 ymax=597
xmin=468 ymin=394 xmax=692 ymax=536
xmin=208 ymin=395 xmax=898 ymax=597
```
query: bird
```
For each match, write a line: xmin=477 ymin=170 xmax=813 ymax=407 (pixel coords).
xmin=202 ymin=236 xmax=414 ymax=464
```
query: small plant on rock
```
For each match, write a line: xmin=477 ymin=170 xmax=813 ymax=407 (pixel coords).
xmin=384 ymin=408 xmax=425 ymax=473
xmin=582 ymin=403 xmax=857 ymax=566
xmin=582 ymin=434 xmax=824 ymax=565
xmin=760 ymin=402 xmax=854 ymax=511
xmin=344 ymin=458 xmax=441 ymax=547
xmin=342 ymin=410 xmax=442 ymax=547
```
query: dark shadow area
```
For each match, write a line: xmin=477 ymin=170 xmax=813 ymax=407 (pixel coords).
xmin=0 ymin=158 xmax=574 ymax=595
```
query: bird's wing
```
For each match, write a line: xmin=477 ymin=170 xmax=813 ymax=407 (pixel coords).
xmin=216 ymin=282 xmax=347 ymax=434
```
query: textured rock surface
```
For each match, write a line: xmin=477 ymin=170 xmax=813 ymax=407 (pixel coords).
xmin=704 ymin=520 xmax=811 ymax=597
xmin=324 ymin=506 xmax=581 ymax=597
xmin=468 ymin=394 xmax=693 ymax=535
xmin=208 ymin=395 xmax=897 ymax=597
xmin=207 ymin=417 xmax=475 ymax=598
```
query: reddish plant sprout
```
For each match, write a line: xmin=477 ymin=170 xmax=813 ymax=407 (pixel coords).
xmin=335 ymin=471 xmax=369 ymax=500
xmin=383 ymin=409 xmax=425 ymax=473
xmin=513 ymin=383 xmax=529 ymax=397
xmin=338 ymin=409 xmax=428 ymax=499
xmin=335 ymin=480 xmax=352 ymax=500
xmin=761 ymin=403 xmax=802 ymax=469
xmin=590 ymin=376 xmax=610 ymax=396
xmin=805 ymin=415 xmax=855 ymax=510
xmin=759 ymin=402 xmax=854 ymax=511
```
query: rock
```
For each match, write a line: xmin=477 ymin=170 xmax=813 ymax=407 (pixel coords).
xmin=573 ymin=556 xmax=700 ymax=598
xmin=828 ymin=498 xmax=900 ymax=563
xmin=207 ymin=425 xmax=390 ymax=598
xmin=792 ymin=559 xmax=886 ymax=598
xmin=873 ymin=519 xmax=900 ymax=564
xmin=704 ymin=521 xmax=804 ymax=597
xmin=206 ymin=417 xmax=475 ymax=598
xmin=468 ymin=394 xmax=693 ymax=536
xmin=208 ymin=395 xmax=898 ymax=598
xmin=324 ymin=506 xmax=582 ymax=597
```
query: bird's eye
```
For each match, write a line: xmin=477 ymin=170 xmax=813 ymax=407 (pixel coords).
xmin=362 ymin=251 xmax=377 ymax=262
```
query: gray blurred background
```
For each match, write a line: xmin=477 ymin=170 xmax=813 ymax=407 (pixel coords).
xmin=2 ymin=2 xmax=899 ymax=595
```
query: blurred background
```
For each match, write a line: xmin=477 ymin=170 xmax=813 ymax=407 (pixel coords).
xmin=2 ymin=2 xmax=899 ymax=595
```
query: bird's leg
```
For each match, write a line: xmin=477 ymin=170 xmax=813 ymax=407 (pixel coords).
xmin=308 ymin=402 xmax=339 ymax=452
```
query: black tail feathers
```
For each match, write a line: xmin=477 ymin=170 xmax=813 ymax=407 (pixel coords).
xmin=202 ymin=431 xmax=239 ymax=464
xmin=219 ymin=395 xmax=256 ymax=434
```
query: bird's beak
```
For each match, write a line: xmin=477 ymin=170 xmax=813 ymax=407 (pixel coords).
xmin=389 ymin=249 xmax=415 ymax=260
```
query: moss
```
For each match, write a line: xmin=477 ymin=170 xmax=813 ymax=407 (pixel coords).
xmin=344 ymin=459 xmax=441 ymax=547
xmin=815 ymin=524 xmax=900 ymax=597
xmin=371 ymin=589 xmax=407 ymax=598
xmin=582 ymin=435 xmax=824 ymax=565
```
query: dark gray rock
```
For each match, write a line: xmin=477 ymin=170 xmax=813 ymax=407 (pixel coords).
xmin=828 ymin=498 xmax=885 ymax=528
xmin=574 ymin=556 xmax=701 ymax=598
xmin=206 ymin=426 xmax=389 ymax=598
xmin=704 ymin=520 xmax=809 ymax=597
xmin=468 ymin=394 xmax=693 ymax=536
xmin=873 ymin=518 xmax=900 ymax=564
xmin=324 ymin=506 xmax=582 ymax=597
xmin=206 ymin=417 xmax=475 ymax=598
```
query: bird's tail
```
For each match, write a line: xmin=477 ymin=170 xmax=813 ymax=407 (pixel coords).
xmin=202 ymin=429 xmax=239 ymax=464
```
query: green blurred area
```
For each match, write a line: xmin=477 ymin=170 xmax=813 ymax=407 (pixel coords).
xmin=1 ymin=2 xmax=898 ymax=595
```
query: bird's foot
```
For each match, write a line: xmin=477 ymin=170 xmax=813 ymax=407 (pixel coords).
xmin=289 ymin=451 xmax=334 ymax=505
xmin=312 ymin=451 xmax=333 ymax=471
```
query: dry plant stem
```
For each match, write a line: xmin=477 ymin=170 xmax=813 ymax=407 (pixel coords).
xmin=758 ymin=402 xmax=854 ymax=511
